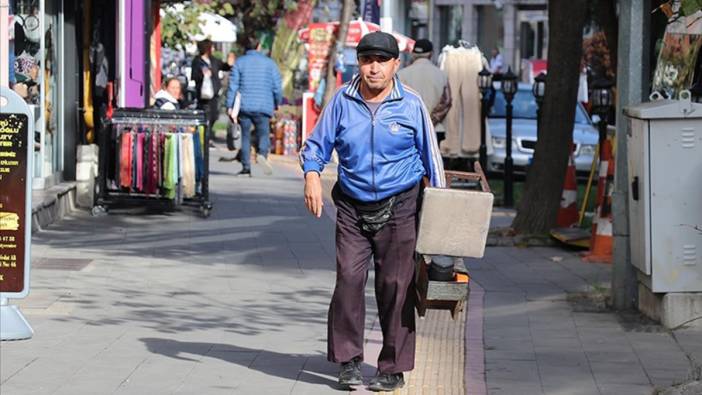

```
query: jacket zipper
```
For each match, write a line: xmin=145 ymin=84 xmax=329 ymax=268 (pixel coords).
xmin=364 ymin=102 xmax=379 ymax=201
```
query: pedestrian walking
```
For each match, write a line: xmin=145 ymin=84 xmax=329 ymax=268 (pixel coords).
xmin=191 ymin=39 xmax=233 ymax=142
xmin=225 ymin=35 xmax=282 ymax=177
xmin=398 ymin=38 xmax=452 ymax=145
xmin=299 ymin=31 xmax=445 ymax=392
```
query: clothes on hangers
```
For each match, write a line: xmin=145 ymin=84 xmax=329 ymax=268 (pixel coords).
xmin=112 ymin=123 xmax=202 ymax=200
xmin=438 ymin=45 xmax=488 ymax=158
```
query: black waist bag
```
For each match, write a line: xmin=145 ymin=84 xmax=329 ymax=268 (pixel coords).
xmin=354 ymin=195 xmax=397 ymax=234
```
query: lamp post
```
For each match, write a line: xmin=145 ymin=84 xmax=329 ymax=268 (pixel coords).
xmin=501 ymin=67 xmax=518 ymax=207
xmin=532 ymin=72 xmax=547 ymax=136
xmin=478 ymin=67 xmax=493 ymax=170
xmin=590 ymin=79 xmax=614 ymax=159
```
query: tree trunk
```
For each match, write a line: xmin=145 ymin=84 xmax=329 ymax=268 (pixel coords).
xmin=511 ymin=0 xmax=589 ymax=234
xmin=322 ymin=0 xmax=354 ymax=107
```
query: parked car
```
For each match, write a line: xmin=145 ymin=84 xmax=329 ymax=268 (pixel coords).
xmin=486 ymin=83 xmax=598 ymax=177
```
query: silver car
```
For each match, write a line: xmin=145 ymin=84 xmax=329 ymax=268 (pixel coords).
xmin=486 ymin=83 xmax=598 ymax=177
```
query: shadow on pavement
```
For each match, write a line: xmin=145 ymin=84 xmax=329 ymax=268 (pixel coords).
xmin=140 ymin=337 xmax=352 ymax=391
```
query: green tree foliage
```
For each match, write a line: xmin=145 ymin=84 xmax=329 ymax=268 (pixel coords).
xmin=680 ymin=0 xmax=702 ymax=17
xmin=160 ymin=1 xmax=235 ymax=49
xmin=161 ymin=1 xmax=298 ymax=49
xmin=227 ymin=0 xmax=298 ymax=38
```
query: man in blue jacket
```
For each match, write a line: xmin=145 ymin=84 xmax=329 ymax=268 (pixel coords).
xmin=226 ymin=35 xmax=283 ymax=176
xmin=300 ymin=32 xmax=445 ymax=392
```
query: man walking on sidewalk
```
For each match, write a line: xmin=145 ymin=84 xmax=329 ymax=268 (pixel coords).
xmin=398 ymin=38 xmax=452 ymax=146
xmin=299 ymin=32 xmax=445 ymax=392
xmin=226 ymin=35 xmax=282 ymax=177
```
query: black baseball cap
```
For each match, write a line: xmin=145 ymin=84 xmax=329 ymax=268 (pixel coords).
xmin=357 ymin=32 xmax=400 ymax=59
xmin=412 ymin=39 xmax=433 ymax=54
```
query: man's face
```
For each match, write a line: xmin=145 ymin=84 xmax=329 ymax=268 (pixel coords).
xmin=357 ymin=54 xmax=400 ymax=92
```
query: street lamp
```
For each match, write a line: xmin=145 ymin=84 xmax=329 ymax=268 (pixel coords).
xmin=532 ymin=72 xmax=547 ymax=136
xmin=590 ymin=79 xmax=614 ymax=159
xmin=478 ymin=67 xmax=493 ymax=170
xmin=501 ymin=66 xmax=518 ymax=207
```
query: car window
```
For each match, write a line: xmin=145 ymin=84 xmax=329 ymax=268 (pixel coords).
xmin=490 ymin=90 xmax=537 ymax=119
xmin=490 ymin=89 xmax=592 ymax=125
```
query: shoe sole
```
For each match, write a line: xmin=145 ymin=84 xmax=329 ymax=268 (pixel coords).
xmin=368 ymin=380 xmax=405 ymax=392
xmin=257 ymin=154 xmax=273 ymax=175
xmin=339 ymin=378 xmax=363 ymax=387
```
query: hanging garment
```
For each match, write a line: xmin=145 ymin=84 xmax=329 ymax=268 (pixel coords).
xmin=163 ymin=134 xmax=177 ymax=199
xmin=177 ymin=131 xmax=184 ymax=181
xmin=145 ymin=131 xmax=159 ymax=195
xmin=114 ymin=128 xmax=124 ymax=187
xmin=176 ymin=131 xmax=183 ymax=203
xmin=119 ymin=131 xmax=133 ymax=189
xmin=193 ymin=129 xmax=204 ymax=184
xmin=132 ymin=131 xmax=138 ymax=190
xmin=181 ymin=133 xmax=196 ymax=198
xmin=159 ymin=132 xmax=166 ymax=188
xmin=199 ymin=125 xmax=205 ymax=153
xmin=439 ymin=45 xmax=486 ymax=157
xmin=136 ymin=132 xmax=145 ymax=192
xmin=143 ymin=132 xmax=152 ymax=194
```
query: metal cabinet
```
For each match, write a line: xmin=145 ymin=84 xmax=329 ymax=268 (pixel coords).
xmin=624 ymin=94 xmax=702 ymax=292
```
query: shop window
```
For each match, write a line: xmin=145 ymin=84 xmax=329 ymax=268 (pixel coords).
xmin=10 ymin=0 xmax=63 ymax=186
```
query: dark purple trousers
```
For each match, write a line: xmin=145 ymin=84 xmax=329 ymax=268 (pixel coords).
xmin=328 ymin=182 xmax=419 ymax=374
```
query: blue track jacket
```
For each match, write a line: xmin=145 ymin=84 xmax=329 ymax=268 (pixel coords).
xmin=300 ymin=75 xmax=446 ymax=202
xmin=226 ymin=50 xmax=282 ymax=117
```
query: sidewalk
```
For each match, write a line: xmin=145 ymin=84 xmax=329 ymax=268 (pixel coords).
xmin=3 ymin=146 xmax=701 ymax=395
xmin=0 ymin=148 xmax=464 ymax=394
xmin=471 ymin=232 xmax=702 ymax=394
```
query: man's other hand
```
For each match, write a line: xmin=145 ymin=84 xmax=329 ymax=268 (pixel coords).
xmin=304 ymin=172 xmax=324 ymax=218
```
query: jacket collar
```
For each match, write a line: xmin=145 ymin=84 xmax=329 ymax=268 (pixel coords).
xmin=154 ymin=89 xmax=178 ymax=104
xmin=344 ymin=74 xmax=405 ymax=102
xmin=412 ymin=58 xmax=433 ymax=66
xmin=245 ymin=50 xmax=262 ymax=56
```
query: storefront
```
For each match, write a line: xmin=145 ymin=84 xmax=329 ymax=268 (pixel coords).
xmin=430 ymin=0 xmax=548 ymax=74
xmin=10 ymin=0 xmax=79 ymax=189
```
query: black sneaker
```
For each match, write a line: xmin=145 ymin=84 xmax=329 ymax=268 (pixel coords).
xmin=368 ymin=372 xmax=404 ymax=392
xmin=338 ymin=358 xmax=363 ymax=387
xmin=236 ymin=168 xmax=252 ymax=177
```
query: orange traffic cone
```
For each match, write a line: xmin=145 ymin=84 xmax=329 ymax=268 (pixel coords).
xmin=583 ymin=138 xmax=614 ymax=263
xmin=556 ymin=144 xmax=579 ymax=227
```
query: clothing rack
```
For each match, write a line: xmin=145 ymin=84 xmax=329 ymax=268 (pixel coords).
xmin=95 ymin=108 xmax=213 ymax=217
